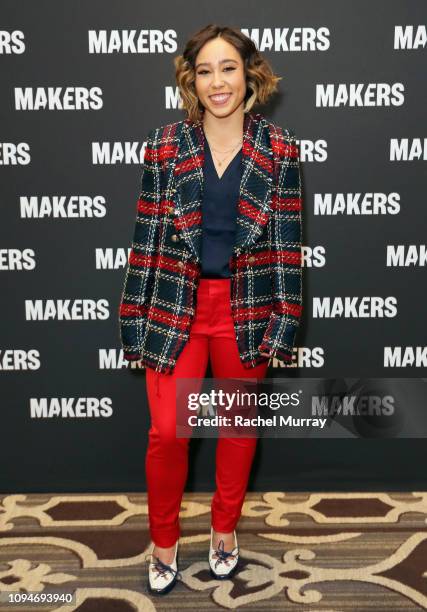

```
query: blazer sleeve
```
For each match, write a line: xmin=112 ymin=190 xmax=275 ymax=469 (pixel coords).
xmin=118 ymin=128 xmax=161 ymax=361
xmin=258 ymin=127 xmax=303 ymax=363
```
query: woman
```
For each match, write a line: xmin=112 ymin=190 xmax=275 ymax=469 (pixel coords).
xmin=118 ymin=24 xmax=303 ymax=595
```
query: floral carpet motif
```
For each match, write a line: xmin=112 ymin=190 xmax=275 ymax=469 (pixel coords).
xmin=0 ymin=491 xmax=426 ymax=610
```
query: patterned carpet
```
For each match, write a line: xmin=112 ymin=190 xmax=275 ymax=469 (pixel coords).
xmin=0 ymin=492 xmax=427 ymax=611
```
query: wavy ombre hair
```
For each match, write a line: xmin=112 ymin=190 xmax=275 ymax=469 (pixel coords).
xmin=174 ymin=24 xmax=281 ymax=124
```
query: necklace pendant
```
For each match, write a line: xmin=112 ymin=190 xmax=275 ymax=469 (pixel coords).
xmin=218 ymin=161 xmax=222 ymax=166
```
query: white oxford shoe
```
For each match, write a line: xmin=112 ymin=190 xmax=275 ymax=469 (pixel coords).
xmin=145 ymin=540 xmax=181 ymax=595
xmin=209 ymin=526 xmax=239 ymax=579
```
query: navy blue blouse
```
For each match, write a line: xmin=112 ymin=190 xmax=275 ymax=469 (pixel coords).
xmin=200 ymin=136 xmax=243 ymax=278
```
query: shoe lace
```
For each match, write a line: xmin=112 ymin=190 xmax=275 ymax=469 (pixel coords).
xmin=145 ymin=553 xmax=182 ymax=581
xmin=212 ymin=539 xmax=239 ymax=568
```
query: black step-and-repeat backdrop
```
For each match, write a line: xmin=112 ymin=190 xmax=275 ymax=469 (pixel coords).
xmin=1 ymin=2 xmax=426 ymax=493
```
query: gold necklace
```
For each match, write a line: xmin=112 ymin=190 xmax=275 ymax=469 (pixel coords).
xmin=207 ymin=139 xmax=243 ymax=167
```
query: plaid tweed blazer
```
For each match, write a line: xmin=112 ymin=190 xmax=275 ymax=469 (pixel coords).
xmin=118 ymin=111 xmax=303 ymax=374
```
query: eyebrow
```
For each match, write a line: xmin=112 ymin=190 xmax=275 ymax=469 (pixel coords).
xmin=195 ymin=59 xmax=238 ymax=69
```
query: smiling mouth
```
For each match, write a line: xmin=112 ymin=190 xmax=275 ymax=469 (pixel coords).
xmin=209 ymin=93 xmax=232 ymax=102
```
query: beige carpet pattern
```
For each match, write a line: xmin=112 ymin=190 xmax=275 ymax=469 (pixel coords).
xmin=1 ymin=492 xmax=427 ymax=611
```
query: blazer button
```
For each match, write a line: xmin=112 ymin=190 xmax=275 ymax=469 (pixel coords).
xmin=171 ymin=234 xmax=179 ymax=242
xmin=248 ymin=256 xmax=256 ymax=263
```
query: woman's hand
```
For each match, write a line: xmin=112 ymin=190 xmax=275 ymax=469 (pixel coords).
xmin=259 ymin=351 xmax=272 ymax=358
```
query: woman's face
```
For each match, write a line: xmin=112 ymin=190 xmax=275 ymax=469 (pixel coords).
xmin=194 ymin=37 xmax=247 ymax=120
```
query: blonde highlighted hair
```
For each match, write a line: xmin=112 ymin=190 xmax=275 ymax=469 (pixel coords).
xmin=174 ymin=24 xmax=282 ymax=123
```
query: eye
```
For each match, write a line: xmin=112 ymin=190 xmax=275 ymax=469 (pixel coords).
xmin=197 ymin=66 xmax=236 ymax=75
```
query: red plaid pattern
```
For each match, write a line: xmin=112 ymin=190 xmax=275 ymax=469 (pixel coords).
xmin=118 ymin=112 xmax=303 ymax=374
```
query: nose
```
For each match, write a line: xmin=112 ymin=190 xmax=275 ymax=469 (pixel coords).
xmin=212 ymin=69 xmax=225 ymax=87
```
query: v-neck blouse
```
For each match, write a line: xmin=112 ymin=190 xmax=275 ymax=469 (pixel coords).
xmin=200 ymin=137 xmax=243 ymax=278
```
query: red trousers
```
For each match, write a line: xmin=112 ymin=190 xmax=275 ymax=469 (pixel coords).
xmin=145 ymin=278 xmax=269 ymax=547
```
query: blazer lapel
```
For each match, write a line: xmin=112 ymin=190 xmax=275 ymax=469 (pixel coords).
xmin=171 ymin=111 xmax=273 ymax=263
